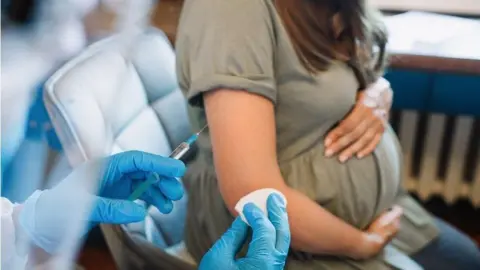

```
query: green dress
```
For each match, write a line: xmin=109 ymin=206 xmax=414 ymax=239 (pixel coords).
xmin=175 ymin=0 xmax=439 ymax=268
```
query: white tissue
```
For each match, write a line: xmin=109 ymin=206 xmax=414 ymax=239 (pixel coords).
xmin=234 ymin=188 xmax=287 ymax=226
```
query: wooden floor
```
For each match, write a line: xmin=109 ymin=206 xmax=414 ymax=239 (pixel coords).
xmin=77 ymin=196 xmax=480 ymax=270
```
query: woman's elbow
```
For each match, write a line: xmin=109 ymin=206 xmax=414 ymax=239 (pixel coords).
xmin=217 ymin=173 xmax=289 ymax=216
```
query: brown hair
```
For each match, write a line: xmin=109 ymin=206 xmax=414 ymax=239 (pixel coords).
xmin=275 ymin=0 xmax=388 ymax=89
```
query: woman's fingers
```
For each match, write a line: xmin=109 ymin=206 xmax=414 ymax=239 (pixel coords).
xmin=355 ymin=204 xmax=401 ymax=262
xmin=378 ymin=206 xmax=403 ymax=226
xmin=327 ymin=108 xmax=386 ymax=161
xmin=356 ymin=117 xmax=385 ymax=157
xmin=338 ymin=128 xmax=376 ymax=162
xmin=325 ymin=105 xmax=372 ymax=156
xmin=336 ymin=112 xmax=379 ymax=161
xmin=350 ymin=118 xmax=384 ymax=159
xmin=325 ymin=105 xmax=368 ymax=148
xmin=326 ymin=79 xmax=392 ymax=160
xmin=324 ymin=127 xmax=343 ymax=149
xmin=325 ymin=119 xmax=368 ymax=157
xmin=369 ymin=206 xmax=403 ymax=241
xmin=357 ymin=133 xmax=382 ymax=158
xmin=331 ymin=115 xmax=378 ymax=161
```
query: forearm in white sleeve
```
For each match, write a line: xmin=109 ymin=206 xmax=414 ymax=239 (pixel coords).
xmin=1 ymin=197 xmax=27 ymax=270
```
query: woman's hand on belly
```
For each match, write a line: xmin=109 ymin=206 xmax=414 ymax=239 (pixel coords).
xmin=324 ymin=78 xmax=392 ymax=163
xmin=351 ymin=206 xmax=403 ymax=260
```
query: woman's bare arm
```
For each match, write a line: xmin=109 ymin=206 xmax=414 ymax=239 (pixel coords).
xmin=204 ymin=89 xmax=366 ymax=257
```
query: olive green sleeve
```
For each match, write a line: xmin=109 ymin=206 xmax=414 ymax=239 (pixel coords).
xmin=175 ymin=0 xmax=277 ymax=107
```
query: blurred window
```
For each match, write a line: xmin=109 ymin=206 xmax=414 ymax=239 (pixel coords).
xmin=369 ymin=0 xmax=480 ymax=16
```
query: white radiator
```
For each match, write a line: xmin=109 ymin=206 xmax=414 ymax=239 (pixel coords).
xmin=391 ymin=110 xmax=480 ymax=207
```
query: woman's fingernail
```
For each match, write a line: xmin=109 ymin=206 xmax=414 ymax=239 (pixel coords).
xmin=325 ymin=138 xmax=332 ymax=146
xmin=392 ymin=206 xmax=403 ymax=215
xmin=339 ymin=156 xmax=348 ymax=163
xmin=365 ymin=233 xmax=384 ymax=244
xmin=357 ymin=153 xmax=364 ymax=159
xmin=325 ymin=149 xmax=333 ymax=157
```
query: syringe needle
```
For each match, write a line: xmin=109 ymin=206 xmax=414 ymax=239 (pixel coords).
xmin=197 ymin=124 xmax=208 ymax=135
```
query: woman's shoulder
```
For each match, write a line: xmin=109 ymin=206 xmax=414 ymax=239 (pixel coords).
xmin=179 ymin=0 xmax=277 ymax=28
xmin=176 ymin=0 xmax=279 ymax=55
xmin=182 ymin=0 xmax=275 ymax=10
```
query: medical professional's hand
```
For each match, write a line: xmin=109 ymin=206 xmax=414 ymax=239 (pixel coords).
xmin=93 ymin=150 xmax=185 ymax=215
xmin=324 ymin=78 xmax=392 ymax=162
xmin=199 ymin=194 xmax=290 ymax=270
xmin=18 ymin=151 xmax=185 ymax=254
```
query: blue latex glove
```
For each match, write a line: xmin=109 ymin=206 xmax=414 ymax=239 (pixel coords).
xmin=199 ymin=193 xmax=291 ymax=270
xmin=18 ymin=151 xmax=185 ymax=254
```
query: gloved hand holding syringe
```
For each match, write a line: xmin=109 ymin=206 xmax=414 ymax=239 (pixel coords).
xmin=127 ymin=125 xmax=208 ymax=201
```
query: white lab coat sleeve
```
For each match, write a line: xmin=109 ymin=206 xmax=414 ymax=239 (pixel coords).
xmin=1 ymin=197 xmax=27 ymax=270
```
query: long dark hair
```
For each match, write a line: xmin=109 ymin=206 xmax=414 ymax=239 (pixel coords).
xmin=275 ymin=0 xmax=388 ymax=89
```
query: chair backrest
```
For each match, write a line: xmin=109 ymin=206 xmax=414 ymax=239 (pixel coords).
xmin=45 ymin=28 xmax=191 ymax=165
xmin=44 ymin=28 xmax=196 ymax=269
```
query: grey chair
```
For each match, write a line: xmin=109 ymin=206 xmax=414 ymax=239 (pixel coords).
xmin=44 ymin=27 xmax=197 ymax=270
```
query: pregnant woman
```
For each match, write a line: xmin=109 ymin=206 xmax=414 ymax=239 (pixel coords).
xmin=175 ymin=0 xmax=480 ymax=269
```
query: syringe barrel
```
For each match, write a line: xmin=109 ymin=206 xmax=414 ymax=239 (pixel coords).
xmin=169 ymin=142 xmax=190 ymax=160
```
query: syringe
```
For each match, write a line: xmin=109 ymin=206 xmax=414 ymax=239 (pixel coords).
xmin=127 ymin=125 xmax=208 ymax=201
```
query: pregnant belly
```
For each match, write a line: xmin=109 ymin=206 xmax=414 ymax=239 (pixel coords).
xmin=279 ymin=127 xmax=402 ymax=229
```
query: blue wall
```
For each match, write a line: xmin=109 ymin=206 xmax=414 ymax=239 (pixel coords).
xmin=385 ymin=69 xmax=480 ymax=116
